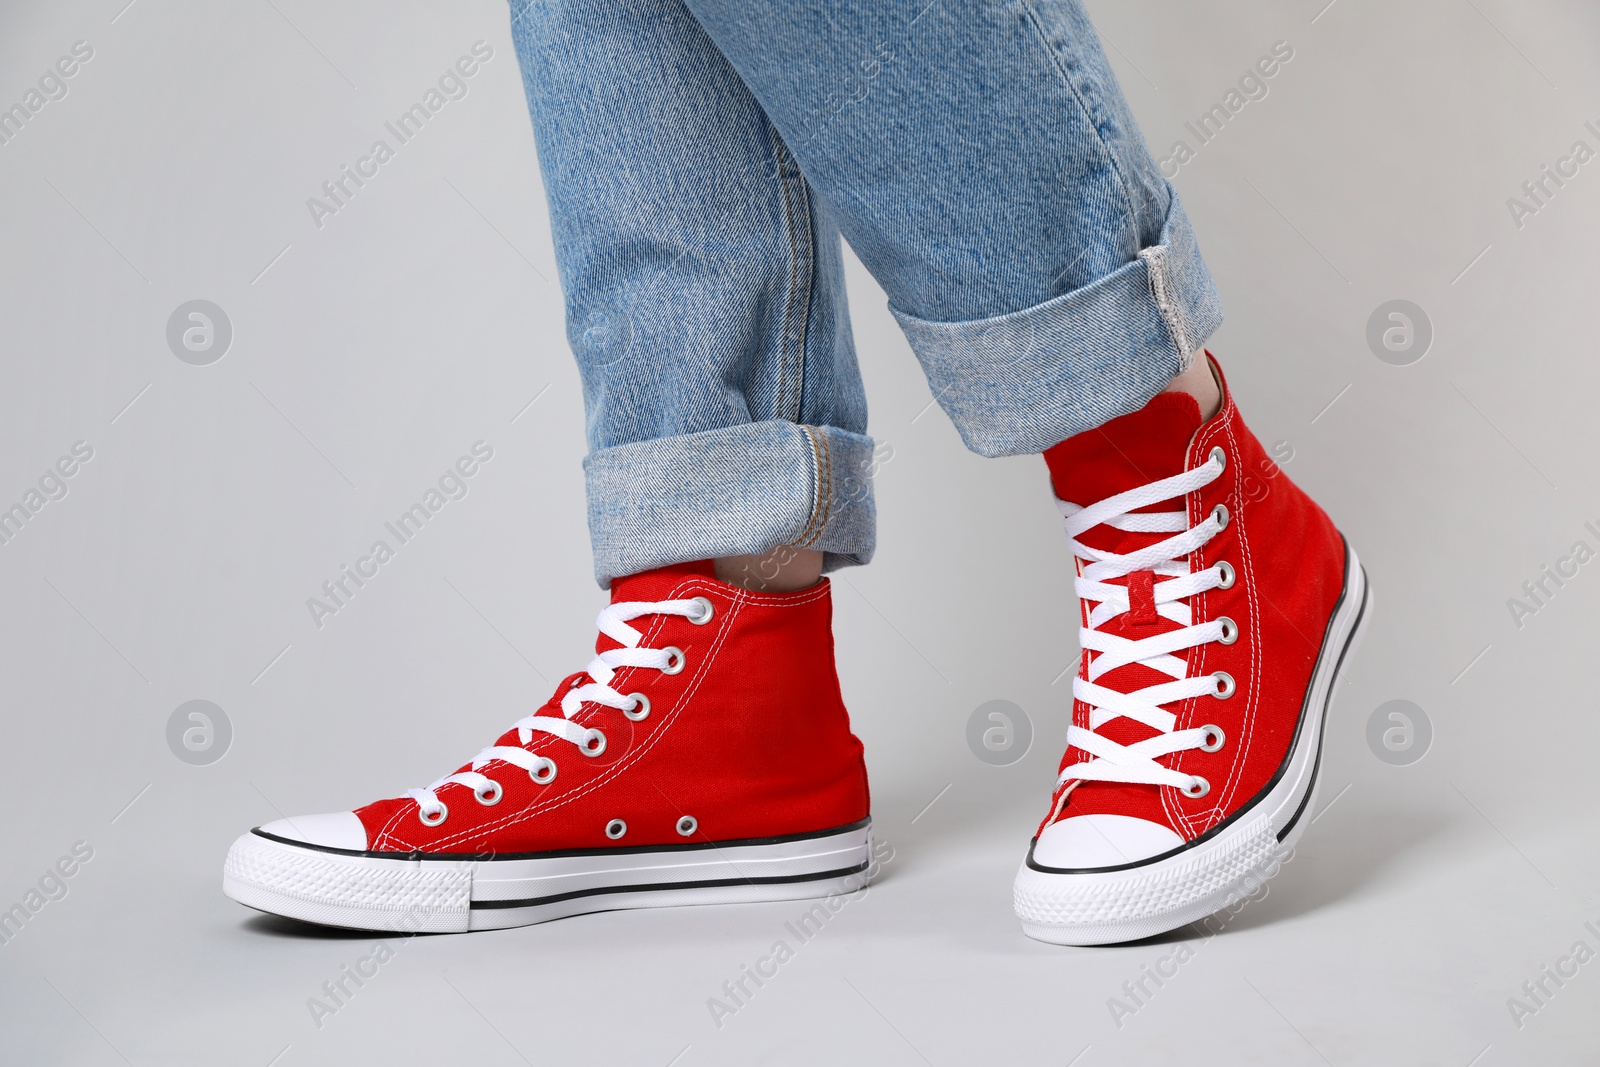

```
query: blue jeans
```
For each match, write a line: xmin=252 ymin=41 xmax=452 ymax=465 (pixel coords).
xmin=509 ymin=0 xmax=1222 ymax=587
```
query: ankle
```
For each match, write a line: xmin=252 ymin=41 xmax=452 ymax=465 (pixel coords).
xmin=714 ymin=547 xmax=823 ymax=592
xmin=1163 ymin=352 xmax=1222 ymax=421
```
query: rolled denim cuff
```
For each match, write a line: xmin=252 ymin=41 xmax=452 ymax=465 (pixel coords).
xmin=584 ymin=421 xmax=877 ymax=588
xmin=891 ymin=194 xmax=1223 ymax=458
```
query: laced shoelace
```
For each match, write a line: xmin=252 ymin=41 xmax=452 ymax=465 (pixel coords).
xmin=405 ymin=595 xmax=713 ymax=825
xmin=1056 ymin=447 xmax=1237 ymax=804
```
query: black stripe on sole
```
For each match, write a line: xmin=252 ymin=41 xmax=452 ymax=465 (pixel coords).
xmin=251 ymin=817 xmax=871 ymax=862
xmin=471 ymin=860 xmax=872 ymax=910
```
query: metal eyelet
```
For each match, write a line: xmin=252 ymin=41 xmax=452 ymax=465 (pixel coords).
xmin=529 ymin=758 xmax=557 ymax=785
xmin=418 ymin=803 xmax=448 ymax=827
xmin=1214 ymin=560 xmax=1235 ymax=589
xmin=624 ymin=692 xmax=651 ymax=721
xmin=660 ymin=646 xmax=686 ymax=675
xmin=605 ymin=819 xmax=627 ymax=840
xmin=688 ymin=596 xmax=714 ymax=625
xmin=1217 ymin=616 xmax=1239 ymax=644
xmin=581 ymin=729 xmax=607 ymax=757
xmin=1212 ymin=671 xmax=1236 ymax=699
xmin=1211 ymin=503 xmax=1230 ymax=530
xmin=1209 ymin=446 xmax=1227 ymax=471
xmin=676 ymin=815 xmax=698 ymax=837
xmin=474 ymin=780 xmax=503 ymax=806
xmin=1181 ymin=777 xmax=1210 ymax=799
xmin=1200 ymin=725 xmax=1226 ymax=752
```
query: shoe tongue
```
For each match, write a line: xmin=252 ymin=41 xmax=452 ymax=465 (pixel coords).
xmin=1043 ymin=392 xmax=1202 ymax=555
xmin=607 ymin=559 xmax=717 ymax=604
xmin=1046 ymin=394 xmax=1205 ymax=816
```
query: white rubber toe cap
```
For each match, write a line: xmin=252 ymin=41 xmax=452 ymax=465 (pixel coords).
xmin=1032 ymin=814 xmax=1185 ymax=869
xmin=258 ymin=812 xmax=367 ymax=851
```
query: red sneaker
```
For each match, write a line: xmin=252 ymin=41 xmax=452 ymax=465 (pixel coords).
xmin=224 ymin=562 xmax=873 ymax=932
xmin=1013 ymin=356 xmax=1370 ymax=945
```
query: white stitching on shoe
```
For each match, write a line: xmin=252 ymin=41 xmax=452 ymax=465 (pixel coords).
xmin=401 ymin=593 xmax=713 ymax=828
xmin=410 ymin=579 xmax=832 ymax=851
xmin=1216 ymin=419 xmax=1261 ymax=824
xmin=417 ymin=583 xmax=727 ymax=848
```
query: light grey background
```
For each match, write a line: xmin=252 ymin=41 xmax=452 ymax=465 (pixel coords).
xmin=2 ymin=0 xmax=1597 ymax=1063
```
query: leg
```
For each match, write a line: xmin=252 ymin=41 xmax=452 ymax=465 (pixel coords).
xmin=220 ymin=0 xmax=879 ymax=932
xmin=677 ymin=0 xmax=1223 ymax=453
xmin=513 ymin=0 xmax=876 ymax=589
xmin=680 ymin=1 xmax=1362 ymax=945
xmin=1164 ymin=351 xmax=1221 ymax=419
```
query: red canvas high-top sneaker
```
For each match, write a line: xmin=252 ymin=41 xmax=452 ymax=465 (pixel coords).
xmin=1013 ymin=356 xmax=1370 ymax=945
xmin=224 ymin=562 xmax=873 ymax=932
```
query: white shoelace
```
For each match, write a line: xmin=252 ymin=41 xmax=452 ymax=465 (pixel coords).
xmin=406 ymin=596 xmax=711 ymax=823
xmin=1056 ymin=448 xmax=1236 ymax=802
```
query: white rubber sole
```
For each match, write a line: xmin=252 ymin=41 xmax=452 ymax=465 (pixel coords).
xmin=1014 ymin=543 xmax=1371 ymax=946
xmin=224 ymin=820 xmax=874 ymax=933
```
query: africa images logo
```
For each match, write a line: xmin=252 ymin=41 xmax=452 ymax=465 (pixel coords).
xmin=305 ymin=442 xmax=494 ymax=628
xmin=1156 ymin=40 xmax=1295 ymax=178
xmin=0 ymin=40 xmax=94 ymax=148
xmin=305 ymin=41 xmax=494 ymax=230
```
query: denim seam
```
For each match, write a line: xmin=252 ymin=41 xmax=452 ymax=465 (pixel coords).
xmin=816 ymin=428 xmax=833 ymax=545
xmin=775 ymin=161 xmax=800 ymax=422
xmin=814 ymin=427 xmax=834 ymax=546
xmin=790 ymin=174 xmax=816 ymax=422
xmin=792 ymin=424 xmax=825 ymax=547
xmin=771 ymin=153 xmax=796 ymax=422
xmin=793 ymin=424 xmax=833 ymax=547
xmin=1019 ymin=0 xmax=1141 ymax=261
xmin=770 ymin=125 xmax=814 ymax=424
xmin=1139 ymin=244 xmax=1194 ymax=367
